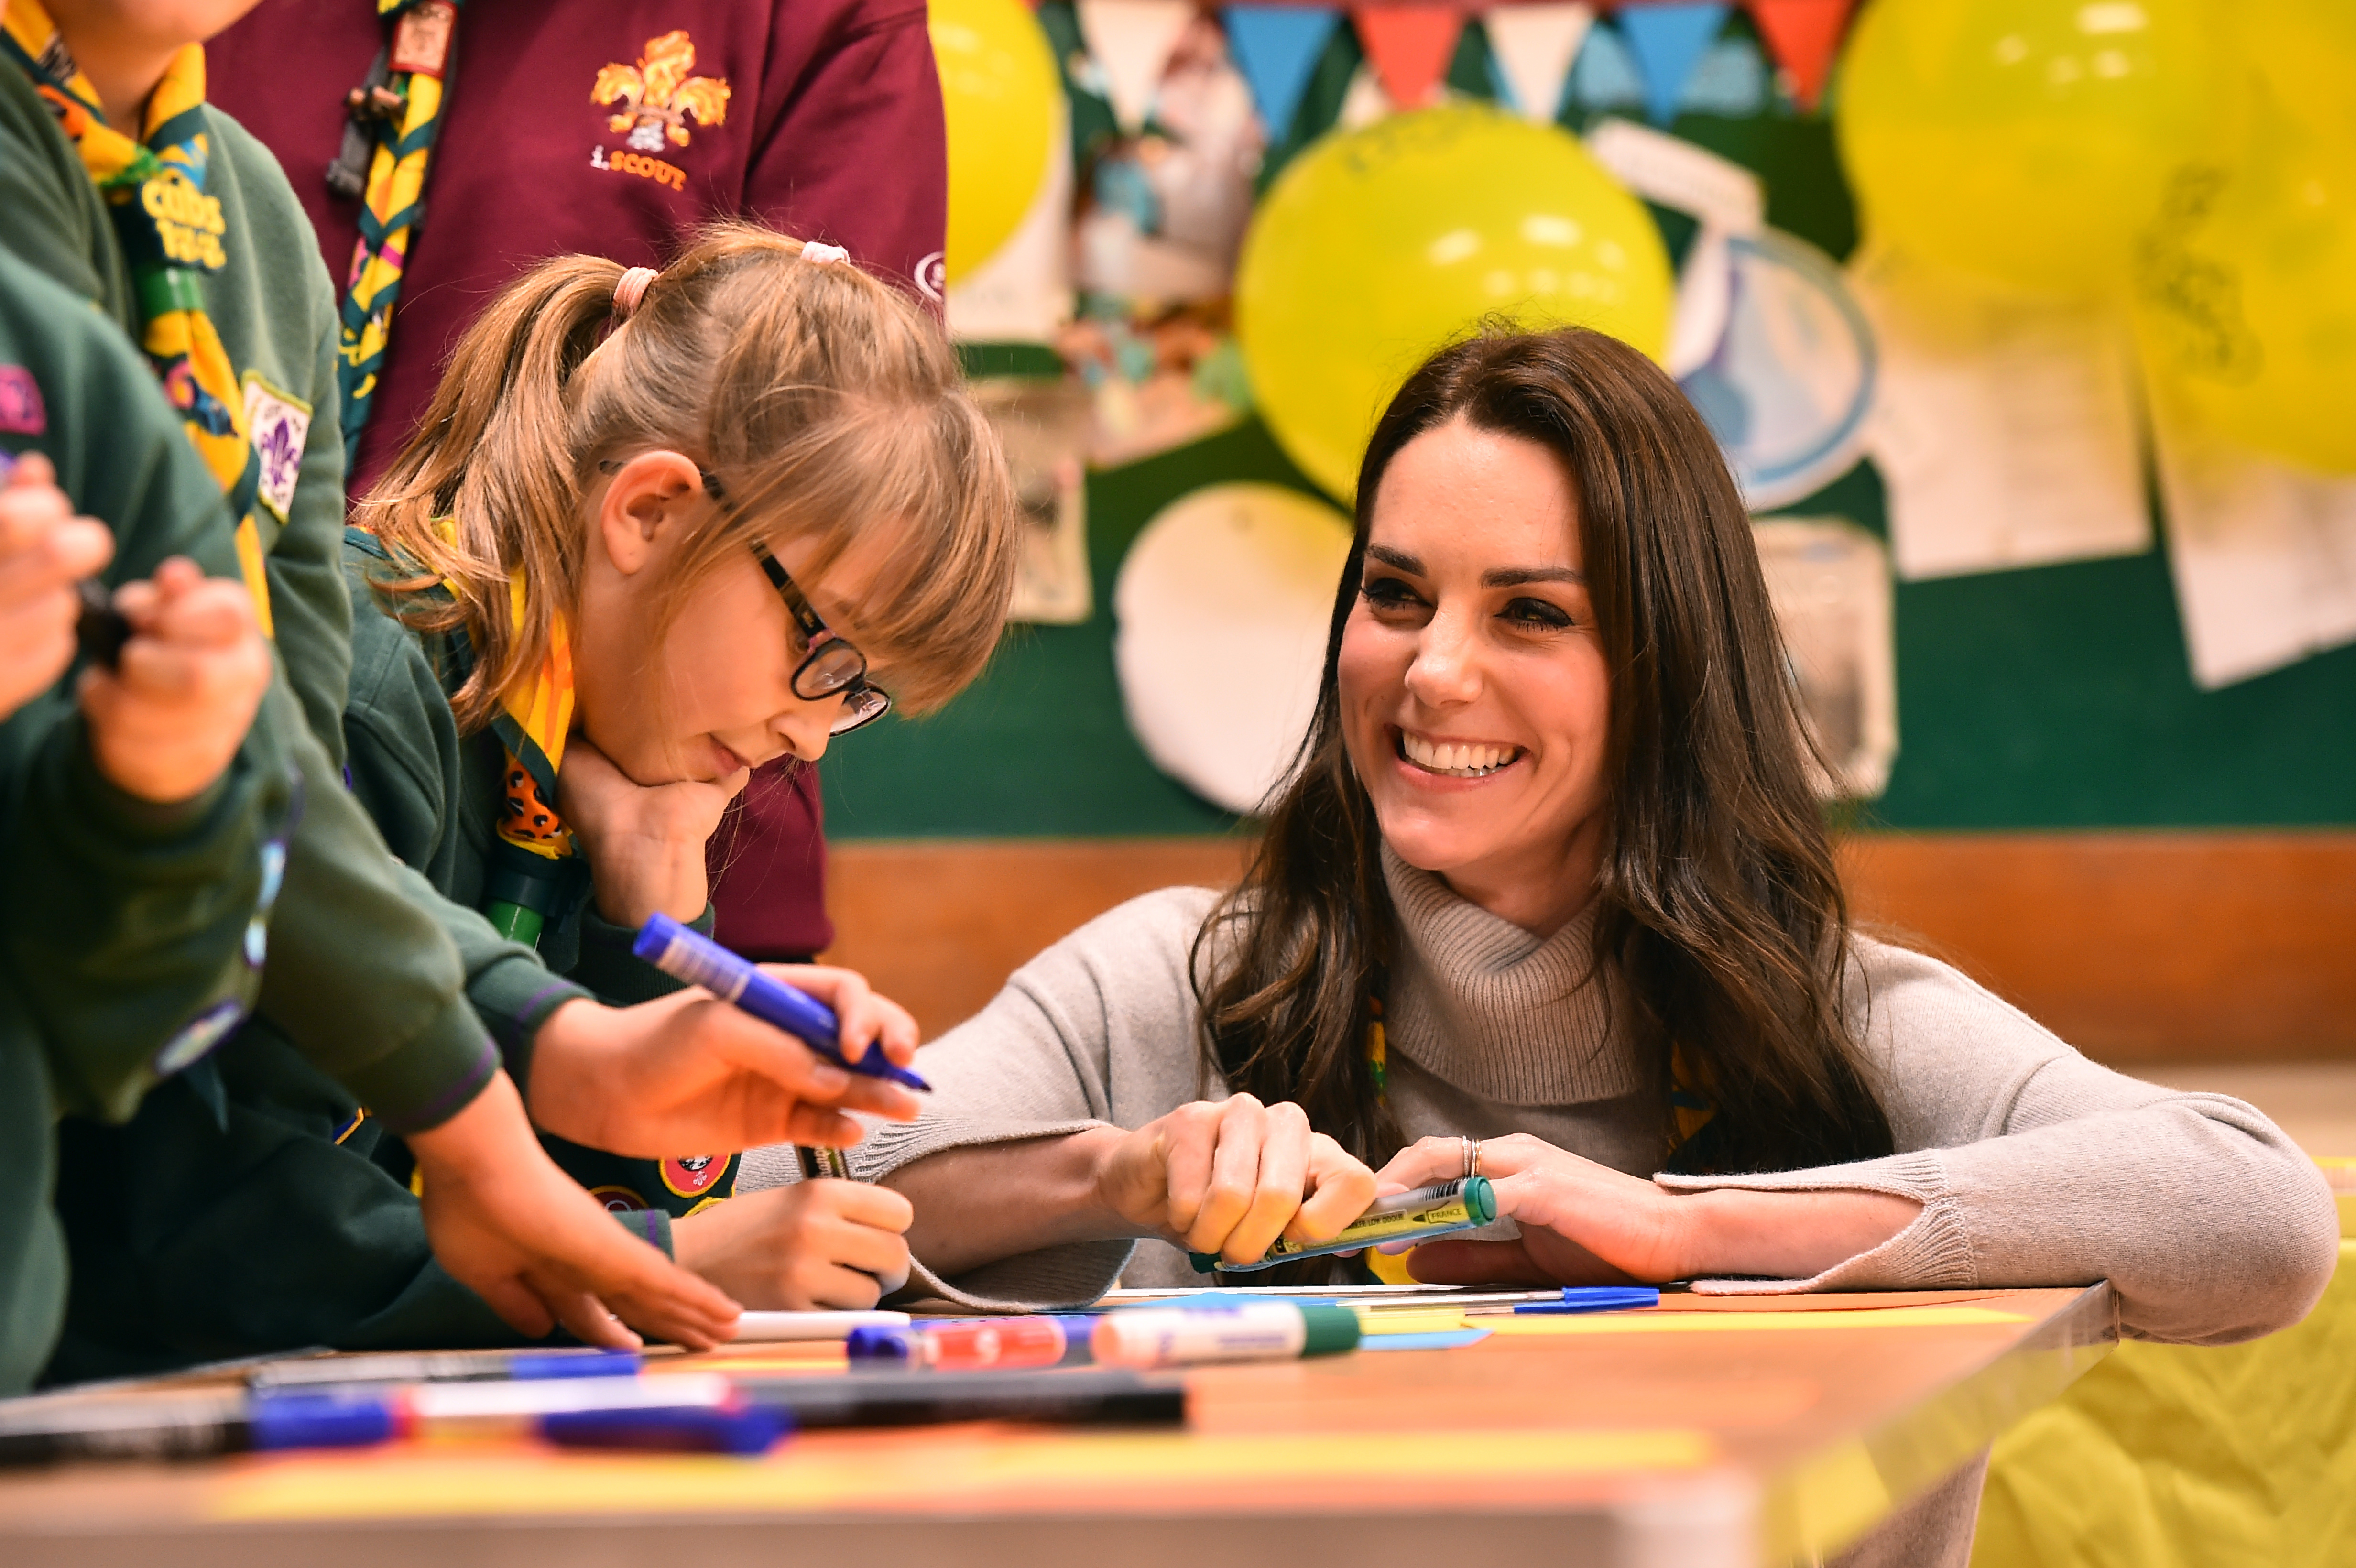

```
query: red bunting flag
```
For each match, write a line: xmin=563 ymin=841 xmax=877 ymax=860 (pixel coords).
xmin=1350 ymin=5 xmax=1464 ymax=110
xmin=1743 ymin=0 xmax=1855 ymax=112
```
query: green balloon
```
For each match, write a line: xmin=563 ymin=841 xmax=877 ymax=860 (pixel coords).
xmin=1236 ymin=104 xmax=1674 ymax=502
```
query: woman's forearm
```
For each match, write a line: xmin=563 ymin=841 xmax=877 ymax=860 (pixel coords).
xmin=884 ymin=1128 xmax=1142 ymax=1277
xmin=1672 ymin=1187 xmax=1922 ymax=1281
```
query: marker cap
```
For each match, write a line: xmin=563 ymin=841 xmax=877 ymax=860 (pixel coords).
xmin=246 ymin=1393 xmax=397 ymax=1451
xmin=1464 ymin=1175 xmax=1497 ymax=1226
xmin=1298 ymin=1305 xmax=1361 ymax=1357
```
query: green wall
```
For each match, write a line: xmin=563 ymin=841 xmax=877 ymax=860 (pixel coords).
xmin=821 ymin=11 xmax=2356 ymax=839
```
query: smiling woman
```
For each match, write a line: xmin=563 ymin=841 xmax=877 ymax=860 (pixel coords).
xmin=828 ymin=330 xmax=2336 ymax=1563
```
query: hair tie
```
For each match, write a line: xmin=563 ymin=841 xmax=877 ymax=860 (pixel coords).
xmin=800 ymin=241 xmax=851 ymax=266
xmin=611 ymin=265 xmax=659 ymax=319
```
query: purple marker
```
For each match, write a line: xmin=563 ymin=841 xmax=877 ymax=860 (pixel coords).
xmin=633 ymin=913 xmax=930 ymax=1091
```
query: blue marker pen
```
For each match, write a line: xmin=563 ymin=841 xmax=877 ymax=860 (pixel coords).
xmin=633 ymin=913 xmax=929 ymax=1091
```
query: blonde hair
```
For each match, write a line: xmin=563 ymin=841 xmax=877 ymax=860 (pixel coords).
xmin=358 ymin=222 xmax=1021 ymax=732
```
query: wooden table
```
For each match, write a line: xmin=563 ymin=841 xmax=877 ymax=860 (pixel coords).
xmin=0 ymin=1285 xmax=2116 ymax=1568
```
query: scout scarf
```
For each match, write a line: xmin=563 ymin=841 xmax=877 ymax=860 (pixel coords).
xmin=346 ymin=523 xmax=581 ymax=947
xmin=1 ymin=0 xmax=273 ymax=630
xmin=332 ymin=0 xmax=461 ymax=464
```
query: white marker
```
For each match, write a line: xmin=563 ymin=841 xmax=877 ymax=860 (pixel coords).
xmin=1090 ymin=1303 xmax=1360 ymax=1368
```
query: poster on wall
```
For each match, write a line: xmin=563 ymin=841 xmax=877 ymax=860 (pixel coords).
xmin=1753 ymin=516 xmax=1897 ymax=800
xmin=974 ymin=378 xmax=1097 ymax=626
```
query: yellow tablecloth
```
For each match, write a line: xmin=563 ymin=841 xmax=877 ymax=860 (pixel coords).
xmin=1973 ymin=1221 xmax=2356 ymax=1568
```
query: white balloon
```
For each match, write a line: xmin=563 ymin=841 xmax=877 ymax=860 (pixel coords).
xmin=1114 ymin=483 xmax=1354 ymax=814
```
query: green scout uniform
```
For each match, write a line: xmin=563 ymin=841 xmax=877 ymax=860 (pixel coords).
xmin=0 ymin=246 xmax=295 ymax=1393
xmin=342 ymin=532 xmax=743 ymax=1217
xmin=0 ymin=62 xmax=641 ymax=1380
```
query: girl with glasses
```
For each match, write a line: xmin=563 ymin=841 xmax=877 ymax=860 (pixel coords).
xmin=334 ymin=223 xmax=1021 ymax=1317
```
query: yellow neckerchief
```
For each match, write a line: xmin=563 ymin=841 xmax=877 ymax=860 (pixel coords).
xmin=337 ymin=0 xmax=463 ymax=462
xmin=434 ymin=518 xmax=577 ymax=944
xmin=1 ymin=1 xmax=273 ymax=631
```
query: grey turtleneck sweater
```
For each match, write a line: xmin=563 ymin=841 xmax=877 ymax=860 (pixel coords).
xmin=744 ymin=855 xmax=2338 ymax=1343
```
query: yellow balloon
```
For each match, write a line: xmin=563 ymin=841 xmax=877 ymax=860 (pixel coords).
xmin=2135 ymin=93 xmax=2356 ymax=474
xmin=930 ymin=0 xmax=1059 ymax=283
xmin=1236 ymin=105 xmax=1674 ymax=502
xmin=2236 ymin=0 xmax=2356 ymax=147
xmin=1837 ymin=0 xmax=2233 ymax=296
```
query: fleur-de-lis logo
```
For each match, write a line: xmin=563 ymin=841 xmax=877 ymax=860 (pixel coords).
xmin=594 ymin=31 xmax=731 ymax=152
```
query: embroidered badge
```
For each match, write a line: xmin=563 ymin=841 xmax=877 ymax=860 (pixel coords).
xmin=0 ymin=365 xmax=46 ymax=435
xmin=589 ymin=1184 xmax=649 ymax=1213
xmin=389 ymin=0 xmax=457 ymax=78
xmin=241 ymin=373 xmax=312 ymax=523
xmin=661 ymin=1153 xmax=732 ymax=1198
xmin=594 ymin=31 xmax=730 ymax=153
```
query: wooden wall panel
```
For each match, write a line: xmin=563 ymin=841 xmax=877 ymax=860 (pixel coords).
xmin=827 ymin=833 xmax=2356 ymax=1061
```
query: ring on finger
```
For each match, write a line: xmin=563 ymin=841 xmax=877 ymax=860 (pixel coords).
xmin=1461 ymin=1134 xmax=1482 ymax=1180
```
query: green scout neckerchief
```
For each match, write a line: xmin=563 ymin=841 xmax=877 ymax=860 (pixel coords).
xmin=1 ymin=0 xmax=274 ymax=632
xmin=331 ymin=0 xmax=461 ymax=465
xmin=347 ymin=524 xmax=582 ymax=948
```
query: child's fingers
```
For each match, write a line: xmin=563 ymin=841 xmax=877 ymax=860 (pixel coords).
xmin=810 ymin=1178 xmax=916 ymax=1234
xmin=469 ymin=1274 xmax=558 ymax=1341
xmin=2 ymin=452 xmax=55 ymax=490
xmin=144 ymin=577 xmax=259 ymax=649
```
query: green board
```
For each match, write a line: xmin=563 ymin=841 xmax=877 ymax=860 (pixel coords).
xmin=822 ymin=12 xmax=2356 ymax=838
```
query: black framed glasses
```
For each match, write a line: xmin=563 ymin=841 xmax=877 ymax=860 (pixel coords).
xmin=747 ymin=539 xmax=892 ymax=735
xmin=602 ymin=459 xmax=892 ymax=737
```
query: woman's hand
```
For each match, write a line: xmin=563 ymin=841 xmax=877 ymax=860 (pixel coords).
xmin=557 ymin=735 xmax=746 ymax=927
xmin=0 ymin=454 xmax=111 ymax=719
xmin=1377 ymin=1133 xmax=1921 ymax=1286
xmin=405 ymin=1071 xmax=742 ymax=1348
xmin=1091 ymin=1094 xmax=1378 ymax=1268
xmin=671 ymin=1181 xmax=914 ymax=1310
xmin=526 ymin=966 xmax=922 ymax=1159
xmin=80 ymin=558 xmax=273 ymax=804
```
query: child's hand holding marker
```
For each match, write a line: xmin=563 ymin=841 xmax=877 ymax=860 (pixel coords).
xmin=528 ymin=953 xmax=923 ymax=1160
xmin=672 ymin=1178 xmax=914 ymax=1310
xmin=79 ymin=556 xmax=272 ymax=804
xmin=0 ymin=452 xmax=112 ymax=719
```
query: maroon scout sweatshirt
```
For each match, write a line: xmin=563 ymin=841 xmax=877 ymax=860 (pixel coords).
xmin=209 ymin=0 xmax=952 ymax=962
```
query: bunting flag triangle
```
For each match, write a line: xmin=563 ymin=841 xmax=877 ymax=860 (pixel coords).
xmin=1350 ymin=5 xmax=1464 ymax=111
xmin=1614 ymin=2 xmax=1732 ymax=125
xmin=1076 ymin=0 xmax=1199 ymax=133
xmin=1223 ymin=5 xmax=1343 ymax=141
xmin=1484 ymin=2 xmax=1595 ymax=124
xmin=1744 ymin=0 xmax=1854 ymax=111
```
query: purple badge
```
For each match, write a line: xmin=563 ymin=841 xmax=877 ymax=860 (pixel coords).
xmin=0 ymin=366 xmax=44 ymax=436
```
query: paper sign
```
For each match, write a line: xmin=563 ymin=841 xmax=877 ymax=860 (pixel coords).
xmin=1744 ymin=0 xmax=1855 ymax=111
xmin=1484 ymin=2 xmax=1595 ymax=124
xmin=1849 ymin=246 xmax=2152 ymax=581
xmin=1076 ymin=0 xmax=1197 ymax=132
xmin=1585 ymin=118 xmax=1762 ymax=378
xmin=1754 ymin=518 xmax=1898 ymax=798
xmin=2147 ymin=385 xmax=2356 ymax=689
xmin=973 ymin=379 xmax=1094 ymax=626
xmin=1350 ymin=5 xmax=1463 ymax=111
xmin=1614 ymin=2 xmax=1732 ymax=126
xmin=1222 ymin=5 xmax=1341 ymax=141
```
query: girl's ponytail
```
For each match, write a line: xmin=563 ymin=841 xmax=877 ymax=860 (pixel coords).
xmin=358 ymin=255 xmax=626 ymax=731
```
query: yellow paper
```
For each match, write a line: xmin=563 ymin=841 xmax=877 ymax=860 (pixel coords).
xmin=211 ymin=1428 xmax=1715 ymax=1522
xmin=1486 ymin=1305 xmax=2029 ymax=1336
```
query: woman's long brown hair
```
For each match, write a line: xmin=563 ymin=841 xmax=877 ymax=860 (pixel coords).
xmin=1194 ymin=327 xmax=1893 ymax=1176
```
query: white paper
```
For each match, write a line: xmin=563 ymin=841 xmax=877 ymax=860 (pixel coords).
xmin=1584 ymin=119 xmax=1763 ymax=376
xmin=944 ymin=94 xmax=1073 ymax=343
xmin=1754 ymin=518 xmax=1898 ymax=798
xmin=1849 ymin=247 xmax=2151 ymax=581
xmin=2147 ymin=385 xmax=2356 ymax=689
xmin=1075 ymin=0 xmax=1196 ymax=133
xmin=1484 ymin=2 xmax=1595 ymax=124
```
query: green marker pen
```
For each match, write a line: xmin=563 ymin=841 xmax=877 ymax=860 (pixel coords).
xmin=1190 ymin=1176 xmax=1497 ymax=1273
